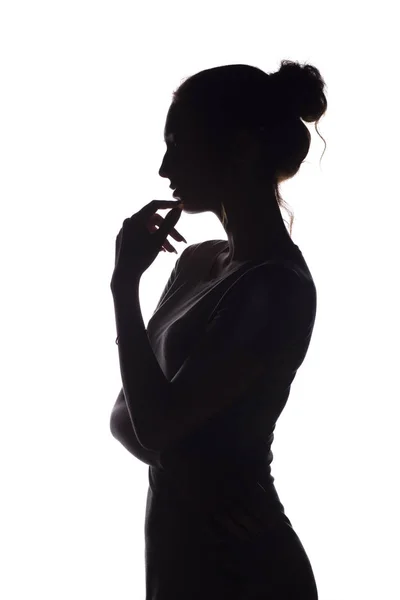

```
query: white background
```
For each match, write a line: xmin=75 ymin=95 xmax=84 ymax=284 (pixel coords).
xmin=1 ymin=2 xmax=399 ymax=599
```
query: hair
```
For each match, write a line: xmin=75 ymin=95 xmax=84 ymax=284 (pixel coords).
xmin=172 ymin=59 xmax=328 ymax=235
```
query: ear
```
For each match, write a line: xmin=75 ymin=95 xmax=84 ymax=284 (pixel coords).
xmin=232 ymin=128 xmax=265 ymax=167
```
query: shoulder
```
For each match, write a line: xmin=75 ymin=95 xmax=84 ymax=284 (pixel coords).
xmin=177 ymin=240 xmax=215 ymax=261
xmin=229 ymin=259 xmax=307 ymax=299
xmin=219 ymin=259 xmax=315 ymax=334
xmin=177 ymin=239 xmax=226 ymax=271
xmin=186 ymin=239 xmax=226 ymax=258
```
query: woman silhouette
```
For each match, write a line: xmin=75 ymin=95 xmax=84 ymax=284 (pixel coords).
xmin=111 ymin=59 xmax=327 ymax=599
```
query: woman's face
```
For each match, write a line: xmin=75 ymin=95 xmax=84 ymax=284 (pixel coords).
xmin=158 ymin=103 xmax=234 ymax=217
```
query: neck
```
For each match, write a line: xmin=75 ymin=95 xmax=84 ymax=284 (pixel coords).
xmin=222 ymin=195 xmax=294 ymax=264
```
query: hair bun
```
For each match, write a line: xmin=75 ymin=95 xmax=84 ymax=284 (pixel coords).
xmin=272 ymin=59 xmax=327 ymax=123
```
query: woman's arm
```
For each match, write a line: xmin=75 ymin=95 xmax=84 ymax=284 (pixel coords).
xmin=110 ymin=389 xmax=161 ymax=467
xmin=109 ymin=244 xmax=195 ymax=460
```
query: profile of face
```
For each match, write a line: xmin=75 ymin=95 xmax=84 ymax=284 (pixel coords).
xmin=159 ymin=101 xmax=294 ymax=259
xmin=158 ymin=102 xmax=244 ymax=218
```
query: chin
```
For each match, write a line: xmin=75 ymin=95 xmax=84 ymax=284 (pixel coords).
xmin=175 ymin=188 xmax=218 ymax=216
xmin=177 ymin=199 xmax=197 ymax=213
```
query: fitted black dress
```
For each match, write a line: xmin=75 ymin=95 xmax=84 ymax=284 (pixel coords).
xmin=144 ymin=239 xmax=319 ymax=599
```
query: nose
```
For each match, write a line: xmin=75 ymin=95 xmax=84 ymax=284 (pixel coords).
xmin=158 ymin=150 xmax=179 ymax=189
xmin=158 ymin=150 xmax=170 ymax=181
xmin=158 ymin=165 xmax=174 ymax=189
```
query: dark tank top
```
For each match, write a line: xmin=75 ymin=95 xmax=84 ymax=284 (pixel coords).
xmin=145 ymin=239 xmax=317 ymax=521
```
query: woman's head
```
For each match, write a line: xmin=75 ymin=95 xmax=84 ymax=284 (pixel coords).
xmin=159 ymin=59 xmax=328 ymax=235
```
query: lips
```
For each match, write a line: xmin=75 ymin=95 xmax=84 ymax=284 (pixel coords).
xmin=172 ymin=188 xmax=182 ymax=199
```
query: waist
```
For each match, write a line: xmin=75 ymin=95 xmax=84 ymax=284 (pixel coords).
xmin=149 ymin=463 xmax=285 ymax=518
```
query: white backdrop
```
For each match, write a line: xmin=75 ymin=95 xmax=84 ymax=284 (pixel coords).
xmin=1 ymin=1 xmax=399 ymax=599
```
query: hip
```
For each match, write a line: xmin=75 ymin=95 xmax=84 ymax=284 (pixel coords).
xmin=144 ymin=485 xmax=318 ymax=599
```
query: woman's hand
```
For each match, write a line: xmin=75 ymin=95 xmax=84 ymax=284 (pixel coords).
xmin=111 ymin=199 xmax=186 ymax=291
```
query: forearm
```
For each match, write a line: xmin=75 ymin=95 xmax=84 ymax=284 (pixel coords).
xmin=112 ymin=280 xmax=171 ymax=451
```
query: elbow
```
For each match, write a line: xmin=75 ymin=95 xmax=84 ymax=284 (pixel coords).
xmin=137 ymin=432 xmax=160 ymax=453
xmin=141 ymin=429 xmax=168 ymax=454
xmin=110 ymin=419 xmax=121 ymax=441
xmin=138 ymin=427 xmax=163 ymax=453
xmin=110 ymin=411 xmax=122 ymax=439
xmin=133 ymin=413 xmax=165 ymax=453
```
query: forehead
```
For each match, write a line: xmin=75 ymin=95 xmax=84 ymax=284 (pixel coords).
xmin=164 ymin=103 xmax=201 ymax=141
xmin=164 ymin=107 xmax=181 ymax=140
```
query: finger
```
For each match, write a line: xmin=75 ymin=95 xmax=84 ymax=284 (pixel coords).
xmin=163 ymin=239 xmax=177 ymax=253
xmin=139 ymin=199 xmax=181 ymax=218
xmin=148 ymin=218 xmax=179 ymax=253
xmin=168 ymin=228 xmax=186 ymax=243
xmin=154 ymin=207 xmax=182 ymax=245
xmin=152 ymin=213 xmax=187 ymax=242
xmin=148 ymin=221 xmax=174 ymax=247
